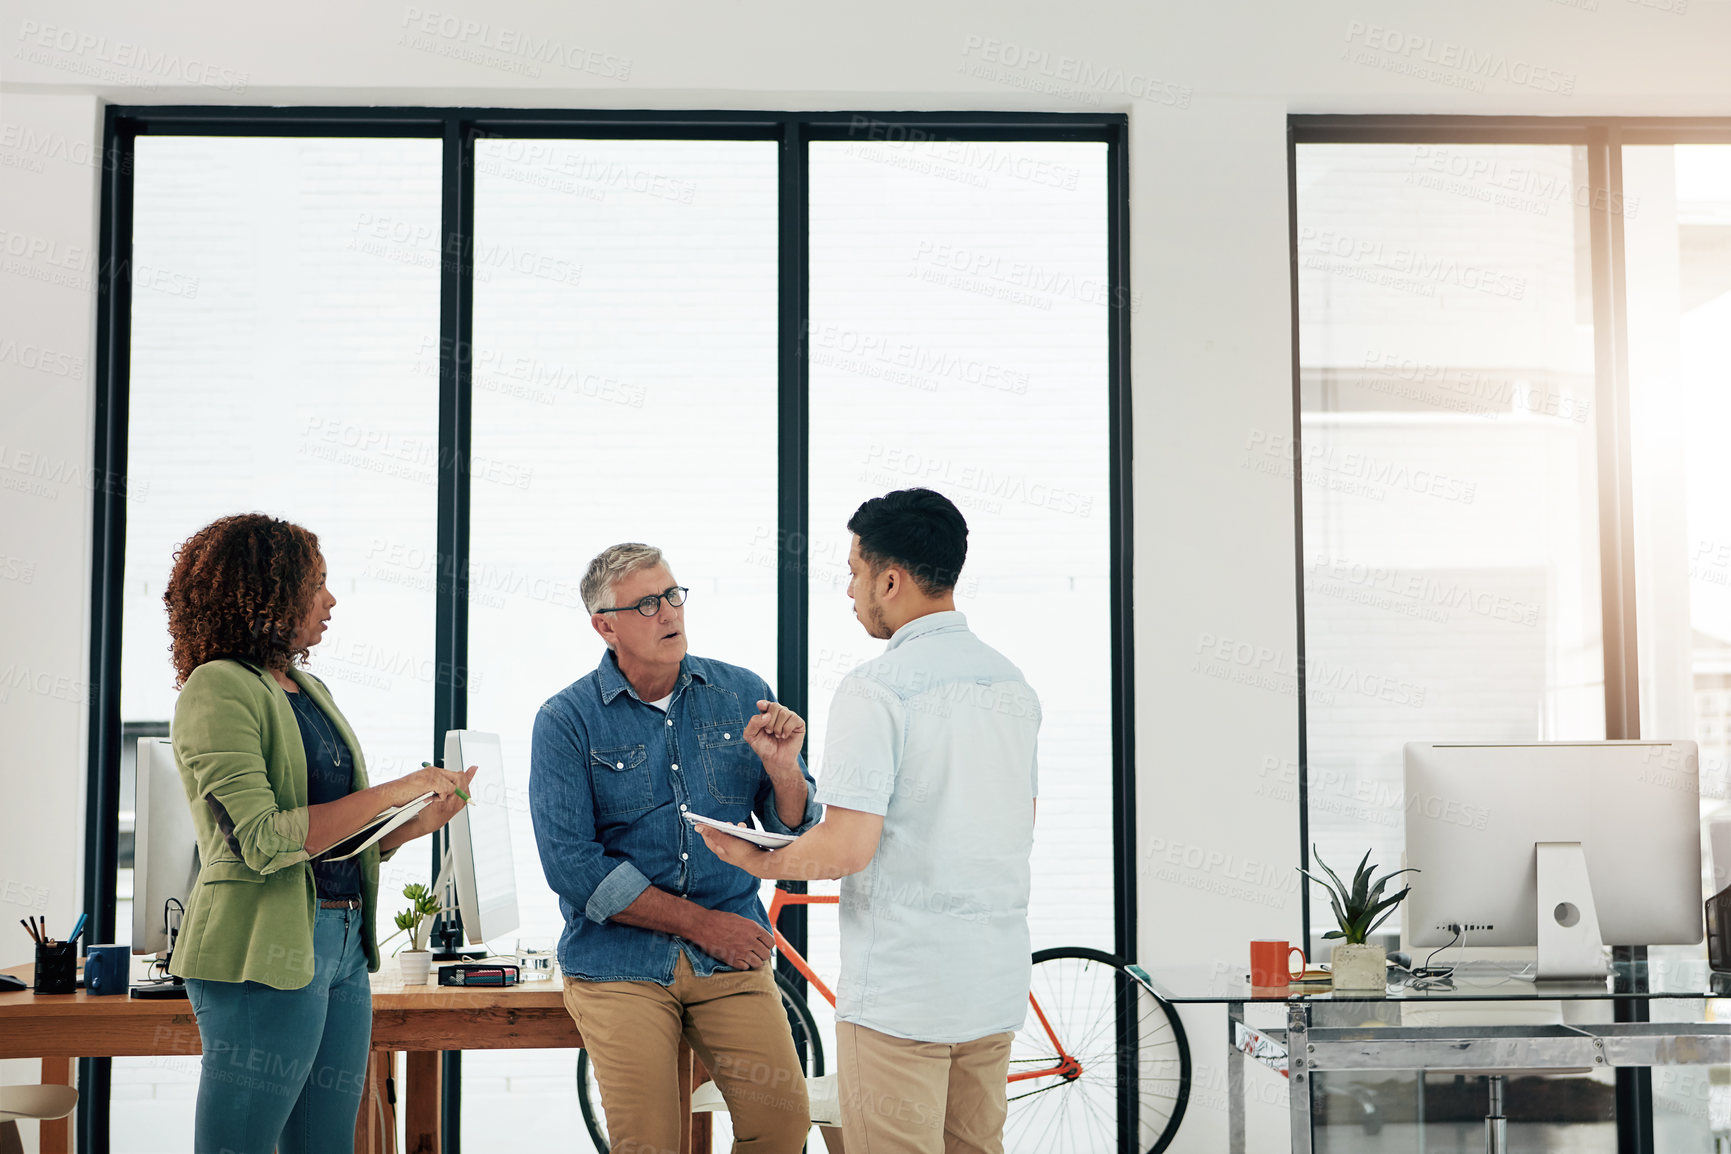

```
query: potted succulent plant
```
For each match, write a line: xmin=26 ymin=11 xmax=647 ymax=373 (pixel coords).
xmin=1299 ymin=848 xmax=1417 ymax=993
xmin=385 ymin=883 xmax=444 ymax=986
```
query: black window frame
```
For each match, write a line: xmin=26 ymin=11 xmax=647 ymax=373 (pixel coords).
xmin=86 ymin=105 xmax=1135 ymax=1154
xmin=1288 ymin=114 xmax=1731 ymax=1154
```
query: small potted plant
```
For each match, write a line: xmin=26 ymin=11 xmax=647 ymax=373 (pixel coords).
xmin=1299 ymin=848 xmax=1417 ymax=993
xmin=386 ymin=883 xmax=444 ymax=986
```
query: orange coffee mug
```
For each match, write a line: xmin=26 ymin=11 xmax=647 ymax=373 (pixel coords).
xmin=1250 ymin=939 xmax=1307 ymax=986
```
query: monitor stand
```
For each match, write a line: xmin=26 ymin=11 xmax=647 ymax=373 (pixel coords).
xmin=1535 ymin=841 xmax=1608 ymax=981
xmin=427 ymin=835 xmax=484 ymax=963
xmin=131 ymin=946 xmax=188 ymax=1000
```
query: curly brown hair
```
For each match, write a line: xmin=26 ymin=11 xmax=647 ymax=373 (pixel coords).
xmin=164 ymin=514 xmax=323 ymax=686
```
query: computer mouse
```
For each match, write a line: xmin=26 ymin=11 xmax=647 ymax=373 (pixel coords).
xmin=1387 ymin=951 xmax=1413 ymax=970
xmin=0 ymin=972 xmax=27 ymax=992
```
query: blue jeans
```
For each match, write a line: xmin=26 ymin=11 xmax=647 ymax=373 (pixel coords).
xmin=185 ymin=906 xmax=373 ymax=1154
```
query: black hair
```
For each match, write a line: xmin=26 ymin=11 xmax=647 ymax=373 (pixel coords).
xmin=846 ymin=488 xmax=968 ymax=595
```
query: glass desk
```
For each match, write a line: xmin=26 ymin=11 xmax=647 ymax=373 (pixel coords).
xmin=1143 ymin=959 xmax=1731 ymax=1154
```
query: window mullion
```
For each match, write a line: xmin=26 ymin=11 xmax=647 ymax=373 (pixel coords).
xmin=433 ymin=114 xmax=478 ymax=1154
xmin=775 ymin=117 xmax=813 ymax=1004
xmin=1588 ymin=127 xmax=1642 ymax=742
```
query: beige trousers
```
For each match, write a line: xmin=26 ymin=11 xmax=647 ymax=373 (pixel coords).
xmin=836 ymin=1021 xmax=1013 ymax=1154
xmin=563 ymin=952 xmax=811 ymax=1154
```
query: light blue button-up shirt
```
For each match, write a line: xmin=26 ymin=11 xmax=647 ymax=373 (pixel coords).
xmin=530 ymin=650 xmax=820 ymax=983
xmin=816 ymin=611 xmax=1042 ymax=1042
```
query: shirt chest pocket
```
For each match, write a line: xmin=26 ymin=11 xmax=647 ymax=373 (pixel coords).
xmin=589 ymin=744 xmax=654 ymax=817
xmin=696 ymin=723 xmax=758 ymax=804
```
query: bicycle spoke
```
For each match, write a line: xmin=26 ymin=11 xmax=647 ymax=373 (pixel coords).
xmin=1005 ymin=950 xmax=1192 ymax=1154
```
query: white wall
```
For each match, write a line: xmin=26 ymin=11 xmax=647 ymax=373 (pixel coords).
xmin=0 ymin=86 xmax=103 ymax=1154
xmin=3 ymin=1 xmax=1729 ymax=1149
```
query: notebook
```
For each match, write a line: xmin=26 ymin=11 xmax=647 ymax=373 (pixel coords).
xmin=315 ymin=791 xmax=438 ymax=861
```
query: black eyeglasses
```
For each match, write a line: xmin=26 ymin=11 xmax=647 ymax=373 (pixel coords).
xmin=594 ymin=586 xmax=689 ymax=618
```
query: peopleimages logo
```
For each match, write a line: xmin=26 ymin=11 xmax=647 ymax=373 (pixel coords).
xmin=1341 ymin=22 xmax=1577 ymax=95
xmin=0 ymin=338 xmax=84 ymax=379
xmin=0 ymin=123 xmax=132 ymax=177
xmin=14 ymin=21 xmax=249 ymax=91
xmin=1298 ymin=226 xmax=1526 ymax=301
xmin=1357 ymin=348 xmax=1590 ymax=423
xmin=958 ymin=36 xmax=1192 ymax=108
xmin=805 ymin=322 xmax=1031 ymax=396
xmin=1192 ymin=632 xmax=1428 ymax=708
xmin=844 ymin=117 xmax=1083 ymax=192
xmin=1406 ymin=146 xmax=1637 ymax=221
xmin=398 ymin=7 xmax=632 ymax=80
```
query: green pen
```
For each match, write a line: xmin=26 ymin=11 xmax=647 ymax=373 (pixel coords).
xmin=423 ymin=762 xmax=474 ymax=804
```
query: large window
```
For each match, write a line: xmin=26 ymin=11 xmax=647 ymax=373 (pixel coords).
xmin=807 ymin=139 xmax=1114 ymax=951
xmin=1293 ymin=121 xmax=1731 ymax=1154
xmin=464 ymin=137 xmax=780 ymax=1146
xmin=1295 ymin=140 xmax=1605 ymax=933
xmin=90 ymin=110 xmax=1130 ymax=1154
xmin=115 ymin=134 xmax=444 ymax=1150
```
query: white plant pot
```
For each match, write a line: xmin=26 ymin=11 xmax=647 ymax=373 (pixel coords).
xmin=399 ymin=949 xmax=433 ymax=986
xmin=1329 ymin=943 xmax=1387 ymax=992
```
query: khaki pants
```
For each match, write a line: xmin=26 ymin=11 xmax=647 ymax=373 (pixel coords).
xmin=836 ymin=1021 xmax=1013 ymax=1154
xmin=563 ymin=952 xmax=810 ymax=1154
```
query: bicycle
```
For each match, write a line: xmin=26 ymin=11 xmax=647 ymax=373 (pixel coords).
xmin=578 ymin=882 xmax=1192 ymax=1152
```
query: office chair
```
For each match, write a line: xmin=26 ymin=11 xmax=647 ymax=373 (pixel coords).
xmin=0 ymin=1085 xmax=78 ymax=1154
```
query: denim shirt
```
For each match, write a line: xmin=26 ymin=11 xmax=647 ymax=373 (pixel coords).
xmin=529 ymin=650 xmax=821 ymax=983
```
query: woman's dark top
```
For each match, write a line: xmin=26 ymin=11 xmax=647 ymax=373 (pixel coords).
xmin=287 ymin=689 xmax=363 ymax=901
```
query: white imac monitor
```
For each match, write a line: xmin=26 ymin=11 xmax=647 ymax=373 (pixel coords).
xmin=440 ymin=730 xmax=519 ymax=946
xmin=132 ymin=737 xmax=199 ymax=958
xmin=1404 ymin=741 xmax=1702 ymax=979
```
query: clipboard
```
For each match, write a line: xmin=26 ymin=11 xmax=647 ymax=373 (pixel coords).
xmin=315 ymin=792 xmax=438 ymax=861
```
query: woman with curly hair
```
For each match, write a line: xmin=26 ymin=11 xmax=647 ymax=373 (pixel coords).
xmin=163 ymin=512 xmax=474 ymax=1154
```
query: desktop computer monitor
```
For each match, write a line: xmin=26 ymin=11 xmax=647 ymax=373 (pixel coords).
xmin=132 ymin=737 xmax=199 ymax=958
xmin=440 ymin=730 xmax=519 ymax=947
xmin=1404 ymin=741 xmax=1702 ymax=979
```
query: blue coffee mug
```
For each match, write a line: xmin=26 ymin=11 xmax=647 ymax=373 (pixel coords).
xmin=84 ymin=944 xmax=130 ymax=996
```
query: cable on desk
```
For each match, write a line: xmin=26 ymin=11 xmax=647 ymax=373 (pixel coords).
xmin=1405 ymin=926 xmax=1464 ymax=991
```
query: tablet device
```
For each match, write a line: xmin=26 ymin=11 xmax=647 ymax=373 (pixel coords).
xmin=683 ymin=811 xmax=798 ymax=849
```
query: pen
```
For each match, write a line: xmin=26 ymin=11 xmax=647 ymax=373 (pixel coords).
xmin=20 ymin=919 xmax=39 ymax=945
xmin=423 ymin=763 xmax=474 ymax=805
xmin=66 ymin=913 xmax=88 ymax=945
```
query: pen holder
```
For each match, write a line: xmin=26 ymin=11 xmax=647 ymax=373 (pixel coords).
xmin=33 ymin=940 xmax=77 ymax=995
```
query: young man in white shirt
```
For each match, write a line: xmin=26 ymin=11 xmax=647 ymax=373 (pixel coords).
xmin=700 ymin=488 xmax=1041 ymax=1153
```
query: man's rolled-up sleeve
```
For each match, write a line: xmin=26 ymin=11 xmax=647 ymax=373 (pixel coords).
xmin=529 ymin=702 xmax=651 ymax=925
xmin=756 ymin=749 xmax=821 ymax=837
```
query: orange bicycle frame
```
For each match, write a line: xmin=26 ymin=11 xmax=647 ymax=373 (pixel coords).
xmin=766 ymin=885 xmax=1079 ymax=1085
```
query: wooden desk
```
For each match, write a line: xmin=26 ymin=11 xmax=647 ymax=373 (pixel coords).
xmin=361 ymin=969 xmax=589 ymax=1154
xmin=0 ymin=965 xmax=711 ymax=1154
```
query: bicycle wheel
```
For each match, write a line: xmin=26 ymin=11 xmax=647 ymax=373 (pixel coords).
xmin=1004 ymin=947 xmax=1192 ymax=1154
xmin=577 ymin=968 xmax=825 ymax=1152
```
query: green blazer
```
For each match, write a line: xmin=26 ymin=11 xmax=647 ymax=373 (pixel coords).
xmin=168 ymin=658 xmax=391 ymax=989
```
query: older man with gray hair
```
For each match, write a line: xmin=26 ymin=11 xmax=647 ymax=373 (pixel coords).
xmin=529 ymin=543 xmax=818 ymax=1152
